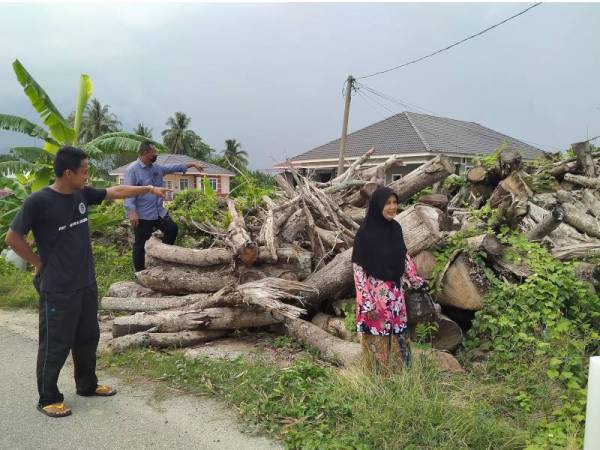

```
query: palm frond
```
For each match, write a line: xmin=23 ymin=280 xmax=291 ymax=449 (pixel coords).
xmin=0 ymin=160 xmax=33 ymax=176
xmin=12 ymin=59 xmax=75 ymax=144
xmin=0 ymin=114 xmax=58 ymax=145
xmin=88 ymin=132 xmax=166 ymax=151
xmin=10 ymin=146 xmax=50 ymax=163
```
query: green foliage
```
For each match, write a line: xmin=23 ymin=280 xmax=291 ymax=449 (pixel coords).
xmin=102 ymin=349 xmax=525 ymax=449
xmin=161 ymin=112 xmax=214 ymax=160
xmin=523 ymin=157 xmax=555 ymax=194
xmin=222 ymin=139 xmax=249 ymax=170
xmin=230 ymin=170 xmax=276 ymax=210
xmin=93 ymin=243 xmax=134 ymax=300
xmin=0 ymin=258 xmax=37 ymax=309
xmin=402 ymin=186 xmax=433 ymax=207
xmin=461 ymin=228 xmax=599 ymax=448
xmin=414 ymin=321 xmax=440 ymax=345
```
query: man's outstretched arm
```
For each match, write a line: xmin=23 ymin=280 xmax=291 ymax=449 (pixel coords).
xmin=105 ymin=185 xmax=171 ymax=201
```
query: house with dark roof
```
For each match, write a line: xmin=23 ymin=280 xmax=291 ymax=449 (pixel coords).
xmin=274 ymin=111 xmax=548 ymax=183
xmin=109 ymin=154 xmax=235 ymax=198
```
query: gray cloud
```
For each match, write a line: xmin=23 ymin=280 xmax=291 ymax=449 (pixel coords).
xmin=1 ymin=3 xmax=599 ymax=168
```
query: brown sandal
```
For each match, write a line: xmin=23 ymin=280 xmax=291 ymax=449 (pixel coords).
xmin=37 ymin=403 xmax=72 ymax=418
xmin=78 ymin=384 xmax=117 ymax=397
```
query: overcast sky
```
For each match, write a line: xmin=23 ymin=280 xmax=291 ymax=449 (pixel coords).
xmin=1 ymin=2 xmax=599 ymax=169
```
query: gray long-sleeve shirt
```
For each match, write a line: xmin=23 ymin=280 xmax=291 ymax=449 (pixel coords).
xmin=123 ymin=159 xmax=188 ymax=220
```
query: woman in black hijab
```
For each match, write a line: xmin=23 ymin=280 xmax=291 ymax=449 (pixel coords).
xmin=352 ymin=186 xmax=426 ymax=368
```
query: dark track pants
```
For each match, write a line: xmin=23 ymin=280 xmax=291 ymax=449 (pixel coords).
xmin=132 ymin=215 xmax=178 ymax=271
xmin=36 ymin=283 xmax=99 ymax=407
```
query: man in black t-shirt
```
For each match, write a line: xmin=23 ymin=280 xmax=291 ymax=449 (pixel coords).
xmin=6 ymin=146 xmax=171 ymax=418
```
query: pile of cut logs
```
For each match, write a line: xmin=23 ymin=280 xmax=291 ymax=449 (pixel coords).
xmin=102 ymin=141 xmax=600 ymax=371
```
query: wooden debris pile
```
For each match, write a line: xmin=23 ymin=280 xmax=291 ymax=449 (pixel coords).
xmin=102 ymin=140 xmax=599 ymax=371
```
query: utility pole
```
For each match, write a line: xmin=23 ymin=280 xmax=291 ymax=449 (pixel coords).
xmin=337 ymin=75 xmax=354 ymax=176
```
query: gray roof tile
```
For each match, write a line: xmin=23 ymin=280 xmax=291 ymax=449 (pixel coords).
xmin=281 ymin=111 xmax=546 ymax=164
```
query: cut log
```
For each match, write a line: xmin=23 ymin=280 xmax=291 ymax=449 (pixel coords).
xmin=467 ymin=166 xmax=488 ymax=183
xmin=406 ymin=290 xmax=438 ymax=325
xmin=431 ymin=315 xmax=463 ymax=352
xmin=112 ymin=306 xmax=283 ymax=338
xmin=388 ymin=155 xmax=455 ymax=203
xmin=311 ymin=313 xmax=355 ymax=341
xmin=315 ymin=227 xmax=345 ymax=251
xmin=414 ymin=348 xmax=464 ymax=373
xmin=557 ymin=200 xmax=600 ymax=239
xmin=489 ymin=171 xmax=532 ymax=208
xmin=101 ymin=295 xmax=204 ymax=312
xmin=436 ymin=251 xmax=488 ymax=310
xmin=342 ymin=205 xmax=366 ymax=225
xmin=563 ymin=173 xmax=600 ymax=189
xmin=498 ymin=148 xmax=522 ymax=178
xmin=552 ymin=243 xmax=600 ymax=260
xmin=418 ymin=194 xmax=449 ymax=211
xmin=145 ymin=237 xmax=232 ymax=267
xmin=525 ymin=206 xmax=565 ymax=241
xmin=274 ymin=174 xmax=296 ymax=199
xmin=107 ymin=281 xmax=161 ymax=298
xmin=226 ymin=198 xmax=258 ymax=265
xmin=573 ymin=141 xmax=596 ymax=177
xmin=412 ymin=250 xmax=437 ymax=279
xmin=394 ymin=204 xmax=445 ymax=255
xmin=108 ymin=330 xmax=227 ymax=353
xmin=283 ymin=317 xmax=362 ymax=366
xmin=136 ymin=266 xmax=237 ymax=294
xmin=279 ymin=209 xmax=307 ymax=243
xmin=581 ymin=190 xmax=600 ymax=219
xmin=466 ymin=234 xmax=504 ymax=256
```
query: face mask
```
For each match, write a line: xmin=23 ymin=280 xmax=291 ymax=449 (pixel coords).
xmin=149 ymin=155 xmax=157 ymax=163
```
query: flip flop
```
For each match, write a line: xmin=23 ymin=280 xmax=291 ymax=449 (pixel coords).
xmin=37 ymin=403 xmax=72 ymax=418
xmin=77 ymin=384 xmax=117 ymax=397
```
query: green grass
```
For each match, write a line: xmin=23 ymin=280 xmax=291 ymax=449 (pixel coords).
xmin=0 ymin=242 xmax=134 ymax=309
xmin=101 ymin=349 xmax=527 ymax=450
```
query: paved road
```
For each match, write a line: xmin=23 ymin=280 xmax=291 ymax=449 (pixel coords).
xmin=0 ymin=311 xmax=280 ymax=450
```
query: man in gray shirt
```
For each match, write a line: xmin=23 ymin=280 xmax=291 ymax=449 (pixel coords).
xmin=123 ymin=141 xmax=204 ymax=271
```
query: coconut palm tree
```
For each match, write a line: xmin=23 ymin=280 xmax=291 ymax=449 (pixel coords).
xmin=133 ymin=123 xmax=153 ymax=139
xmin=222 ymin=139 xmax=248 ymax=169
xmin=78 ymin=99 xmax=121 ymax=143
xmin=161 ymin=112 xmax=200 ymax=155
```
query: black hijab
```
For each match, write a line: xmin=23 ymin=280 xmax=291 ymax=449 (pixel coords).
xmin=351 ymin=186 xmax=407 ymax=285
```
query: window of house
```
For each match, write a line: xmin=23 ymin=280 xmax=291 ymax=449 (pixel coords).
xmin=392 ymin=174 xmax=402 ymax=182
xmin=179 ymin=179 xmax=189 ymax=190
xmin=118 ymin=177 xmax=124 ymax=185
xmin=208 ymin=177 xmax=218 ymax=192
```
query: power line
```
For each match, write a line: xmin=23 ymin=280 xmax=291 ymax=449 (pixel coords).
xmin=357 ymin=3 xmax=543 ymax=80
xmin=355 ymin=80 xmax=563 ymax=151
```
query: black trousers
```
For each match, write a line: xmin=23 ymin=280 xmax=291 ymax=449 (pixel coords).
xmin=132 ymin=215 xmax=178 ymax=271
xmin=36 ymin=283 xmax=99 ymax=407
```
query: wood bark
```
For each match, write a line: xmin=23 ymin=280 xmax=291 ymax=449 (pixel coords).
xmin=406 ymin=290 xmax=438 ymax=326
xmin=412 ymin=250 xmax=437 ymax=279
xmin=557 ymin=200 xmax=600 ymax=239
xmin=436 ymin=251 xmax=488 ymax=310
xmin=274 ymin=174 xmax=296 ymax=199
xmin=101 ymin=295 xmax=205 ymax=312
xmin=136 ymin=266 xmax=237 ymax=294
xmin=498 ymin=148 xmax=522 ymax=178
xmin=108 ymin=281 xmax=161 ymax=298
xmin=387 ymin=155 xmax=455 ymax=203
xmin=467 ymin=166 xmax=488 ymax=183
xmin=526 ymin=206 xmax=565 ymax=241
xmin=466 ymin=234 xmax=504 ymax=256
xmin=108 ymin=330 xmax=227 ymax=353
xmin=418 ymin=194 xmax=449 ymax=211
xmin=226 ymin=198 xmax=258 ymax=265
xmin=574 ymin=141 xmax=595 ymax=177
xmin=112 ymin=306 xmax=283 ymax=338
xmin=563 ymin=173 xmax=600 ymax=189
xmin=431 ymin=315 xmax=463 ymax=352
xmin=581 ymin=190 xmax=600 ymax=219
xmin=311 ymin=313 xmax=355 ymax=342
xmin=283 ymin=317 xmax=362 ymax=367
xmin=394 ymin=204 xmax=445 ymax=255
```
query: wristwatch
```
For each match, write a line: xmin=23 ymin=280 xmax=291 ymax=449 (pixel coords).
xmin=146 ymin=185 xmax=154 ymax=194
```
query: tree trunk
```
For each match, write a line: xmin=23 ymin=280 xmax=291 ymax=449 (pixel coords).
xmin=557 ymin=201 xmax=600 ymax=239
xmin=226 ymin=198 xmax=258 ymax=265
xmin=418 ymin=194 xmax=449 ymax=211
xmin=101 ymin=295 xmax=205 ymax=312
xmin=581 ymin=190 xmax=600 ymax=219
xmin=563 ymin=173 xmax=600 ymax=189
xmin=436 ymin=251 xmax=488 ymax=310
xmin=136 ymin=266 xmax=238 ymax=294
xmin=108 ymin=330 xmax=227 ymax=353
xmin=525 ymin=206 xmax=565 ymax=241
xmin=112 ymin=306 xmax=283 ymax=338
xmin=283 ymin=317 xmax=362 ymax=366
xmin=412 ymin=250 xmax=437 ymax=279
xmin=406 ymin=290 xmax=439 ymax=325
xmin=279 ymin=209 xmax=307 ymax=243
xmin=311 ymin=313 xmax=355 ymax=341
xmin=145 ymin=237 xmax=232 ymax=267
xmin=315 ymin=227 xmax=345 ymax=251
xmin=466 ymin=234 xmax=504 ymax=256
xmin=387 ymin=155 xmax=455 ymax=203
xmin=574 ymin=141 xmax=595 ymax=177
xmin=467 ymin=166 xmax=488 ymax=183
xmin=394 ymin=204 xmax=445 ymax=255
xmin=498 ymin=148 xmax=522 ymax=178
xmin=274 ymin=174 xmax=297 ymax=199
xmin=431 ymin=315 xmax=463 ymax=352
xmin=108 ymin=281 xmax=161 ymax=298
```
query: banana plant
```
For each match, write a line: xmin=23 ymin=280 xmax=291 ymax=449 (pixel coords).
xmin=0 ymin=59 xmax=164 ymax=190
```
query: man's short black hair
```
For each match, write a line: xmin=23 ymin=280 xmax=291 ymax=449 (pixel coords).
xmin=54 ymin=146 xmax=88 ymax=177
xmin=138 ymin=141 xmax=155 ymax=155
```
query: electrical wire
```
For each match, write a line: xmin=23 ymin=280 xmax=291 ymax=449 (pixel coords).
xmin=357 ymin=3 xmax=542 ymax=80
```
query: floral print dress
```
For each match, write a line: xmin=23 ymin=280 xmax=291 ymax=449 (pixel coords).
xmin=353 ymin=255 xmax=425 ymax=367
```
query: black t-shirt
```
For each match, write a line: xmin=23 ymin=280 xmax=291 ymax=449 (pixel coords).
xmin=10 ymin=186 xmax=107 ymax=293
